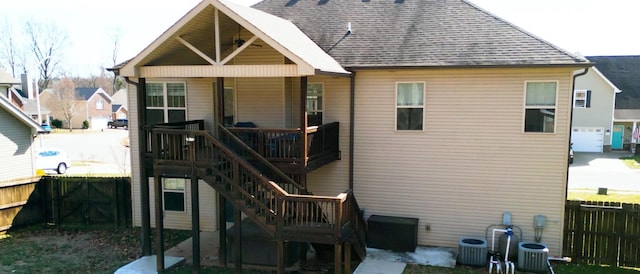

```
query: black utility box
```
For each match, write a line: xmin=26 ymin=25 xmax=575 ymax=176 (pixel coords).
xmin=366 ymin=215 xmax=419 ymax=252
xmin=227 ymin=219 xmax=303 ymax=267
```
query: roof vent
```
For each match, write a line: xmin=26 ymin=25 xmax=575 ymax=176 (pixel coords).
xmin=395 ymin=0 xmax=404 ymax=3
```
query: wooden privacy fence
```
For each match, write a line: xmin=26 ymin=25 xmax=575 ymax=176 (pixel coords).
xmin=0 ymin=176 xmax=131 ymax=231
xmin=564 ymin=200 xmax=640 ymax=268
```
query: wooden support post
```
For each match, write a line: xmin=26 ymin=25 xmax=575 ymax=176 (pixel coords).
xmin=234 ymin=207 xmax=242 ymax=273
xmin=216 ymin=78 xmax=225 ymax=127
xmin=190 ymin=142 xmax=201 ymax=272
xmin=345 ymin=242 xmax=352 ymax=274
xmin=277 ymin=240 xmax=285 ymax=274
xmin=218 ymin=192 xmax=227 ymax=267
xmin=299 ymin=77 xmax=308 ymax=188
xmin=138 ymin=77 xmax=152 ymax=255
xmin=334 ymin=243 xmax=342 ymax=274
xmin=153 ymin=173 xmax=165 ymax=272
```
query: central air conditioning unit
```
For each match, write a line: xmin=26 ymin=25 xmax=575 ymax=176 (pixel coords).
xmin=458 ymin=237 xmax=487 ymax=266
xmin=518 ymin=242 xmax=549 ymax=272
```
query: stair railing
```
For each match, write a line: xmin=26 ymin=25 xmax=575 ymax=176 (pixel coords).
xmin=218 ymin=124 xmax=308 ymax=195
xmin=151 ymin=127 xmax=365 ymax=254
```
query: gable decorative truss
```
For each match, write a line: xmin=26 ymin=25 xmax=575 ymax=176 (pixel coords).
xmin=120 ymin=0 xmax=349 ymax=78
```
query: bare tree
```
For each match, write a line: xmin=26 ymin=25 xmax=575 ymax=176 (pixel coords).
xmin=110 ymin=27 xmax=125 ymax=92
xmin=25 ymin=20 xmax=69 ymax=91
xmin=0 ymin=19 xmax=22 ymax=78
xmin=47 ymin=77 xmax=77 ymax=131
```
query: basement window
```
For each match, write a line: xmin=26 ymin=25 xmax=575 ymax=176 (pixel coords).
xmin=162 ymin=178 xmax=186 ymax=212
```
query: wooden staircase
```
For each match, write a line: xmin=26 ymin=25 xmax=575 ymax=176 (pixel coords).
xmin=150 ymin=123 xmax=366 ymax=273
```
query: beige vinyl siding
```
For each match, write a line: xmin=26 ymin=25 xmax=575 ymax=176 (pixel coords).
xmin=0 ymin=108 xmax=36 ymax=184
xmin=306 ymin=76 xmax=352 ymax=196
xmin=236 ymin=77 xmax=284 ymax=127
xmin=146 ymin=178 xmax=217 ymax=231
xmin=352 ymin=68 xmax=574 ymax=256
xmin=130 ymin=78 xmax=219 ymax=230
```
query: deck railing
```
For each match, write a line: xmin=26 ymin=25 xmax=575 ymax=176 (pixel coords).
xmin=226 ymin=122 xmax=340 ymax=164
xmin=149 ymin=127 xmax=362 ymax=243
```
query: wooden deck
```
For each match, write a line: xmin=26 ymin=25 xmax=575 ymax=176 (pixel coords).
xmin=145 ymin=122 xmax=366 ymax=273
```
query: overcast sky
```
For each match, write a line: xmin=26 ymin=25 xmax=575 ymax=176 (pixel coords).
xmin=1 ymin=0 xmax=638 ymax=77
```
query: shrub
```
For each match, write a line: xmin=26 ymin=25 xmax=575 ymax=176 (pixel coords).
xmin=51 ymin=119 xmax=63 ymax=128
xmin=82 ymin=120 xmax=90 ymax=129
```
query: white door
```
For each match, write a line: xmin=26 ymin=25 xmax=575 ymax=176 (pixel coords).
xmin=571 ymin=127 xmax=604 ymax=152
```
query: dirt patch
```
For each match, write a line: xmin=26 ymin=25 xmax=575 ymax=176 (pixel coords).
xmin=0 ymin=225 xmax=189 ymax=274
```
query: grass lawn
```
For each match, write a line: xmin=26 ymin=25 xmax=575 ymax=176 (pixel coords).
xmin=621 ymin=154 xmax=640 ymax=169
xmin=1 ymin=224 xmax=638 ymax=273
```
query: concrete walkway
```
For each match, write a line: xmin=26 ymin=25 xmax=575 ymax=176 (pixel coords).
xmin=568 ymin=151 xmax=640 ymax=192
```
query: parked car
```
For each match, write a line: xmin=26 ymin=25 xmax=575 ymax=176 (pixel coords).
xmin=108 ymin=119 xmax=128 ymax=129
xmin=35 ymin=148 xmax=70 ymax=174
xmin=40 ymin=123 xmax=52 ymax=133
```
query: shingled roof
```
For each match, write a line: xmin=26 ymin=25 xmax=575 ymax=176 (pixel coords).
xmin=586 ymin=56 xmax=640 ymax=110
xmin=253 ymin=0 xmax=588 ymax=68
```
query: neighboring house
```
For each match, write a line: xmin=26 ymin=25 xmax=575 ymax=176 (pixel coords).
xmin=111 ymin=0 xmax=590 ymax=272
xmin=112 ymin=104 xmax=128 ymax=120
xmin=0 ymin=70 xmax=24 ymax=109
xmin=571 ymin=67 xmax=621 ymax=152
xmin=0 ymin=93 xmax=45 ymax=186
xmin=586 ymin=56 xmax=640 ymax=151
xmin=111 ymin=89 xmax=128 ymax=119
xmin=40 ymin=87 xmax=113 ymax=129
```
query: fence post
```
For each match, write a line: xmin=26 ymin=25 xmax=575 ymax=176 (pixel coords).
xmin=574 ymin=201 xmax=583 ymax=264
xmin=54 ymin=178 xmax=61 ymax=226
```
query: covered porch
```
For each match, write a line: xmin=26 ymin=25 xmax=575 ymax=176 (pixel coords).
xmin=112 ymin=0 xmax=360 ymax=273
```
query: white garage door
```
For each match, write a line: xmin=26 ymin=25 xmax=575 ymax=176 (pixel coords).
xmin=571 ymin=127 xmax=604 ymax=152
xmin=90 ymin=117 xmax=109 ymax=130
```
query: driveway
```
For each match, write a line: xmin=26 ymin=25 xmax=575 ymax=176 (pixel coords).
xmin=568 ymin=151 xmax=640 ymax=192
xmin=37 ymin=128 xmax=131 ymax=176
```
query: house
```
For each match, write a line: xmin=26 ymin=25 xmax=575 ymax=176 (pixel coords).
xmin=0 ymin=70 xmax=25 ymax=109
xmin=40 ymin=87 xmax=113 ymax=129
xmin=585 ymin=56 xmax=640 ymax=151
xmin=111 ymin=0 xmax=590 ymax=272
xmin=0 ymin=90 xmax=45 ymax=186
xmin=111 ymin=89 xmax=128 ymax=120
xmin=571 ymin=67 xmax=621 ymax=152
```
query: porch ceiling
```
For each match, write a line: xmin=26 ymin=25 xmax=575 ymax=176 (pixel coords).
xmin=120 ymin=0 xmax=349 ymax=78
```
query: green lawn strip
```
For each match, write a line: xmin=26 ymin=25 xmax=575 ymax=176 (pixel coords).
xmin=567 ymin=191 xmax=640 ymax=203
xmin=620 ymin=155 xmax=640 ymax=169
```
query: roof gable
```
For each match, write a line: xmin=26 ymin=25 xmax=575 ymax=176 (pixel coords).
xmin=120 ymin=0 xmax=348 ymax=76
xmin=0 ymin=69 xmax=20 ymax=85
xmin=254 ymin=0 xmax=588 ymax=68
xmin=587 ymin=56 xmax=640 ymax=109
xmin=0 ymin=94 xmax=44 ymax=133
xmin=75 ymin=87 xmax=112 ymax=103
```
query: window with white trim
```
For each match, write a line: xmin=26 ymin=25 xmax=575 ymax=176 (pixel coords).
xmin=96 ymin=99 xmax=104 ymax=110
xmin=145 ymin=82 xmax=187 ymax=124
xmin=162 ymin=178 xmax=186 ymax=212
xmin=573 ymin=90 xmax=591 ymax=108
xmin=306 ymin=83 xmax=323 ymax=126
xmin=524 ymin=81 xmax=557 ymax=133
xmin=396 ymin=82 xmax=424 ymax=131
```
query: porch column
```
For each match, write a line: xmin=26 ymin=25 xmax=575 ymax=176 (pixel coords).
xmin=152 ymin=173 xmax=165 ymax=271
xmin=218 ymin=193 xmax=227 ymax=267
xmin=216 ymin=77 xmax=225 ymax=127
xmin=190 ymin=141 xmax=201 ymax=271
xmin=137 ymin=77 xmax=152 ymax=255
xmin=299 ymin=77 xmax=308 ymax=187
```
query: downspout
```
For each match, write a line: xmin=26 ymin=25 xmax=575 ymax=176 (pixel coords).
xmin=124 ymin=76 xmax=152 ymax=256
xmin=349 ymin=71 xmax=356 ymax=190
xmin=565 ymin=67 xmax=588 ymax=200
